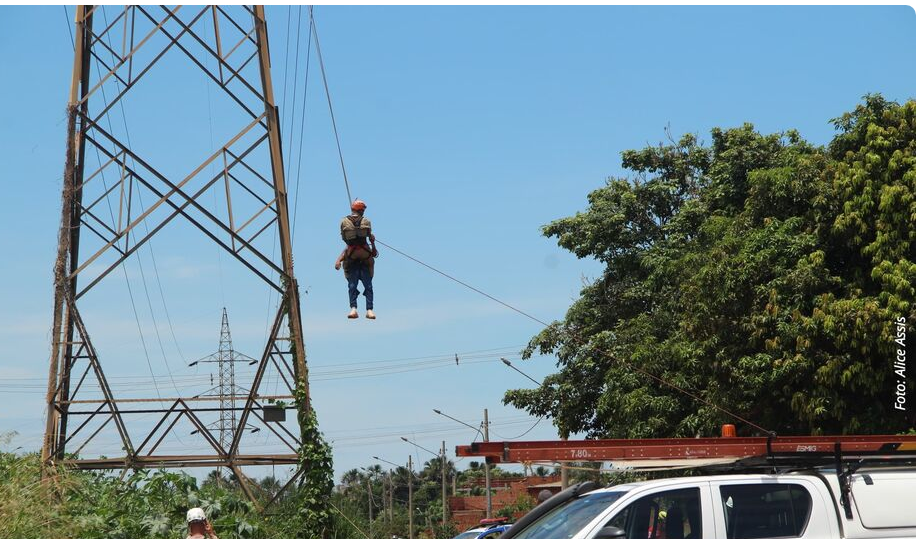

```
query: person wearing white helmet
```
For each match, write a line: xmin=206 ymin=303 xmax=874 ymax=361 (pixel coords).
xmin=186 ymin=507 xmax=219 ymax=539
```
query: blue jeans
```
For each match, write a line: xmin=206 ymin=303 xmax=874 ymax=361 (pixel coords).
xmin=346 ymin=263 xmax=373 ymax=309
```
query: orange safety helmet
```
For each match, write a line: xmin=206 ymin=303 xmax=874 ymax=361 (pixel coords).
xmin=351 ymin=199 xmax=367 ymax=212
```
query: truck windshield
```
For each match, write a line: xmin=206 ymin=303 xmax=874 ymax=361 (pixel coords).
xmin=512 ymin=491 xmax=626 ymax=539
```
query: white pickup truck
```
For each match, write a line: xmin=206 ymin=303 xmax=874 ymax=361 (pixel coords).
xmin=501 ymin=467 xmax=915 ymax=539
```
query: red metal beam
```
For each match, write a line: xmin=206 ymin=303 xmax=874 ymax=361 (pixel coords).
xmin=456 ymin=435 xmax=916 ymax=463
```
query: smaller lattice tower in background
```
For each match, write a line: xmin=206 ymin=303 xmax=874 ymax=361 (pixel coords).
xmin=191 ymin=308 xmax=258 ymax=451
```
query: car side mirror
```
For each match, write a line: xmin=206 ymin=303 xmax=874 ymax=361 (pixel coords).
xmin=594 ymin=526 xmax=626 ymax=539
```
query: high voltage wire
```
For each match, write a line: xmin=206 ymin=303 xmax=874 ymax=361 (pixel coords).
xmin=330 ymin=418 xmax=537 ymax=442
xmin=96 ymin=7 xmax=186 ymax=406
xmin=291 ymin=6 xmax=314 ymax=239
xmin=3 ymin=346 xmax=524 ymax=384
xmin=0 ymin=356 xmax=517 ymax=394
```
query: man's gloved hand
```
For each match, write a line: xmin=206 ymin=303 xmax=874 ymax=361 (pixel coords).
xmin=334 ymin=261 xmax=342 ymax=270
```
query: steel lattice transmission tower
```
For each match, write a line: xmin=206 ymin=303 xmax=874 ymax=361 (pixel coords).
xmin=189 ymin=308 xmax=259 ymax=451
xmin=42 ymin=5 xmax=312 ymax=505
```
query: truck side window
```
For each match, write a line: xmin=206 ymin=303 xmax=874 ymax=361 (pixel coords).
xmin=719 ymin=484 xmax=812 ymax=539
xmin=604 ymin=488 xmax=701 ymax=539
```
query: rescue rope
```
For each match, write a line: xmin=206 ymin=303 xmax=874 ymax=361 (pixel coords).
xmin=308 ymin=10 xmax=774 ymax=438
xmin=310 ymin=9 xmax=353 ymax=206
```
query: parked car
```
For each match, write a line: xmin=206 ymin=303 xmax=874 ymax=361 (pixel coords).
xmin=499 ymin=466 xmax=915 ymax=539
xmin=453 ymin=520 xmax=513 ymax=539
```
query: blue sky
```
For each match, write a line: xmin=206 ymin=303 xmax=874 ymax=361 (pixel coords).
xmin=0 ymin=5 xmax=914 ymax=480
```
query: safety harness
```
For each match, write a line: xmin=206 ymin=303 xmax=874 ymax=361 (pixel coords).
xmin=341 ymin=214 xmax=376 ymax=263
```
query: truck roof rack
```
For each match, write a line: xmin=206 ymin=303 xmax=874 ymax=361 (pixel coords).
xmin=455 ymin=434 xmax=916 ymax=469
xmin=457 ymin=433 xmax=915 ymax=522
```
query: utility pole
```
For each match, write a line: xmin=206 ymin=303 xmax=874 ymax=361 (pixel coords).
xmin=441 ymin=440 xmax=448 ymax=527
xmin=388 ymin=472 xmax=394 ymax=524
xmin=367 ymin=474 xmax=373 ymax=537
xmin=484 ymin=408 xmax=492 ymax=518
xmin=408 ymin=455 xmax=414 ymax=539
xmin=560 ymin=436 xmax=569 ymax=489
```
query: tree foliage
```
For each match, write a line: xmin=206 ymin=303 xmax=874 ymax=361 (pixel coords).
xmin=505 ymin=96 xmax=915 ymax=438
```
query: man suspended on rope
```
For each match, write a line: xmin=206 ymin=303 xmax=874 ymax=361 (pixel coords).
xmin=335 ymin=199 xmax=378 ymax=319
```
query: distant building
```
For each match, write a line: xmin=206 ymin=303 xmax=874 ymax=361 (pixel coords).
xmin=448 ymin=475 xmax=561 ymax=530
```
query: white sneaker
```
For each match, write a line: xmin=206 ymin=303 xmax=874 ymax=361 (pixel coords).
xmin=366 ymin=309 xmax=376 ymax=320
xmin=347 ymin=308 xmax=359 ymax=319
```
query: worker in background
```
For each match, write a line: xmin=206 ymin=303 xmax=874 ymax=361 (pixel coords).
xmin=335 ymin=199 xmax=377 ymax=319
xmin=185 ymin=507 xmax=219 ymax=539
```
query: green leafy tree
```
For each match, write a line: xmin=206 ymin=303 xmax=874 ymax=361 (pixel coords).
xmin=505 ymin=96 xmax=915 ymax=438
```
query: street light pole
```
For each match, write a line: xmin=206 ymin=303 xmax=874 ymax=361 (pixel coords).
xmin=501 ymin=357 xmax=541 ymax=385
xmin=360 ymin=467 xmax=374 ymax=536
xmin=433 ymin=409 xmax=484 ymax=436
xmin=400 ymin=436 xmax=439 ymax=458
xmin=408 ymin=455 xmax=414 ymax=539
xmin=432 ymin=408 xmax=492 ymax=519
xmin=483 ymin=408 xmax=492 ymax=518
xmin=372 ymin=456 xmax=399 ymax=527
xmin=399 ymin=436 xmax=450 ymax=528
xmin=441 ymin=440 xmax=448 ymax=527
xmin=388 ymin=472 xmax=394 ymax=525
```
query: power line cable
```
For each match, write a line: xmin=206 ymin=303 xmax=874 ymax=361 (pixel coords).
xmin=265 ymin=5 xmax=303 ymax=357
xmin=98 ymin=6 xmax=186 ymax=400
xmin=291 ymin=6 xmax=314 ymax=239
xmin=201 ymin=6 xmax=226 ymax=307
xmin=280 ymin=5 xmax=293 ymax=130
xmin=1 ymin=346 xmax=524 ymax=385
xmin=488 ymin=417 xmax=543 ymax=440
xmin=64 ymin=8 xmax=167 ymax=411
xmin=284 ymin=5 xmax=303 ymax=185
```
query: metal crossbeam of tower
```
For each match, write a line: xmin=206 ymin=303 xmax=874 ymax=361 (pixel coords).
xmin=42 ymin=5 xmax=311 ymax=506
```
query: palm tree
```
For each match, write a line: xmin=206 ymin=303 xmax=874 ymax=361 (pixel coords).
xmin=341 ymin=468 xmax=365 ymax=489
xmin=259 ymin=475 xmax=282 ymax=497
